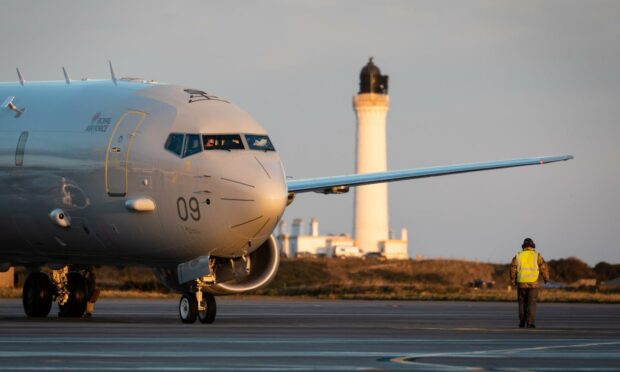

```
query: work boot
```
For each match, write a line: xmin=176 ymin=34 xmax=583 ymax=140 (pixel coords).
xmin=519 ymin=321 xmax=526 ymax=328
xmin=527 ymin=324 xmax=536 ymax=329
xmin=83 ymin=301 xmax=95 ymax=319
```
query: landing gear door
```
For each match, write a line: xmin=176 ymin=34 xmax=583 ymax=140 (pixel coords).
xmin=105 ymin=111 xmax=146 ymax=196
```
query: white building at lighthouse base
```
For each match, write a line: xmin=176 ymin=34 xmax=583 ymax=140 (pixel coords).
xmin=277 ymin=218 xmax=409 ymax=260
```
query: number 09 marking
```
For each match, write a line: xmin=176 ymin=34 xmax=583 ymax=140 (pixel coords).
xmin=177 ymin=197 xmax=200 ymax=221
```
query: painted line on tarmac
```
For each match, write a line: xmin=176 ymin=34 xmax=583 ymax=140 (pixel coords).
xmin=458 ymin=340 xmax=620 ymax=356
xmin=392 ymin=340 xmax=620 ymax=359
xmin=0 ymin=350 xmax=392 ymax=358
xmin=1 ymin=342 xmax=607 ymax=359
xmin=91 ymin=311 xmax=478 ymax=317
xmin=0 ymin=337 xmax=605 ymax=344
xmin=388 ymin=340 xmax=620 ymax=369
xmin=0 ymin=367 xmax=373 ymax=371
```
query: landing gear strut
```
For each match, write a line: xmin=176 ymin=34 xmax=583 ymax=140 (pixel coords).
xmin=179 ymin=282 xmax=217 ymax=324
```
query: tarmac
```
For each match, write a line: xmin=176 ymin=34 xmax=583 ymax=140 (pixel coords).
xmin=0 ymin=297 xmax=619 ymax=371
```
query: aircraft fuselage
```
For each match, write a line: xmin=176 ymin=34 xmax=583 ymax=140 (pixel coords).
xmin=0 ymin=80 xmax=288 ymax=269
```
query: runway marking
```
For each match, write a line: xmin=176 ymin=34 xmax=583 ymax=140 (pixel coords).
xmin=0 ymin=337 xmax=609 ymax=344
xmin=448 ymin=340 xmax=620 ymax=356
xmin=389 ymin=340 xmax=620 ymax=370
xmin=0 ymin=310 xmax=517 ymax=318
xmin=3 ymin=367 xmax=619 ymax=372
xmin=1 ymin=342 xmax=618 ymax=359
xmin=1 ymin=322 xmax=617 ymax=336
xmin=0 ymin=351 xmax=392 ymax=358
xmin=90 ymin=311 xmax=514 ymax=317
xmin=0 ymin=368 xmax=373 ymax=371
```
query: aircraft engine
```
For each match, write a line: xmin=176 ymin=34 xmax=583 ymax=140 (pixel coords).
xmin=205 ymin=235 xmax=280 ymax=295
xmin=153 ymin=235 xmax=280 ymax=295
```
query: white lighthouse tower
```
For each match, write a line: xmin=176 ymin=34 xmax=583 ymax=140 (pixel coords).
xmin=353 ymin=58 xmax=390 ymax=253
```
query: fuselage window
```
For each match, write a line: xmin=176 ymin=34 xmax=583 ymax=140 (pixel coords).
xmin=165 ymin=133 xmax=184 ymax=156
xmin=245 ymin=134 xmax=275 ymax=151
xmin=203 ymin=134 xmax=244 ymax=151
xmin=183 ymin=134 xmax=203 ymax=157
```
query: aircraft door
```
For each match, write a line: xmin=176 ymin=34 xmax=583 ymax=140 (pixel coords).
xmin=105 ymin=111 xmax=146 ymax=196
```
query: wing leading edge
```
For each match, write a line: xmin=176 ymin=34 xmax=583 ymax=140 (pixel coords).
xmin=287 ymin=155 xmax=573 ymax=194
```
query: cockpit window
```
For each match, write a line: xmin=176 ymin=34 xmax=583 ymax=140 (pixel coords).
xmin=164 ymin=133 xmax=184 ymax=156
xmin=246 ymin=134 xmax=275 ymax=151
xmin=203 ymin=134 xmax=244 ymax=150
xmin=183 ymin=134 xmax=202 ymax=157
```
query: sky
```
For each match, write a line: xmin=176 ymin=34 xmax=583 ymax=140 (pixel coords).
xmin=1 ymin=1 xmax=619 ymax=264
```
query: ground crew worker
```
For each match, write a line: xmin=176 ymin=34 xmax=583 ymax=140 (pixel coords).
xmin=510 ymin=238 xmax=549 ymax=328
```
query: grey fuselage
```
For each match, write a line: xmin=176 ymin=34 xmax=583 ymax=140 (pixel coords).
xmin=0 ymin=80 xmax=288 ymax=269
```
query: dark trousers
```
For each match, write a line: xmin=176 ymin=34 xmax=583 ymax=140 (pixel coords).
xmin=518 ymin=287 xmax=538 ymax=325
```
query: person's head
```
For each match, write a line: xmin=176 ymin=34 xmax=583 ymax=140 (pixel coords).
xmin=522 ymin=238 xmax=536 ymax=249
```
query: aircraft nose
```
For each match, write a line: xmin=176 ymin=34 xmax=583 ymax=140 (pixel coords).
xmin=222 ymin=156 xmax=287 ymax=242
xmin=252 ymin=161 xmax=288 ymax=220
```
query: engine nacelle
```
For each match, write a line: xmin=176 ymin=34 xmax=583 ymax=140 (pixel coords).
xmin=205 ymin=234 xmax=280 ymax=295
xmin=153 ymin=234 xmax=280 ymax=295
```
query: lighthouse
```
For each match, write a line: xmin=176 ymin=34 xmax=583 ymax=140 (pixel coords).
xmin=278 ymin=58 xmax=408 ymax=260
xmin=353 ymin=58 xmax=390 ymax=253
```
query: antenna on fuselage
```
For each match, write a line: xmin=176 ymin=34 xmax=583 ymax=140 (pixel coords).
xmin=109 ymin=60 xmax=117 ymax=86
xmin=16 ymin=68 xmax=25 ymax=86
xmin=62 ymin=66 xmax=71 ymax=85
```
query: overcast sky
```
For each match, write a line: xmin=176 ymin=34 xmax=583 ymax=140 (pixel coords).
xmin=2 ymin=1 xmax=618 ymax=264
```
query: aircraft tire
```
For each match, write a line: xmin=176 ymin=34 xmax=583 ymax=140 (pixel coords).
xmin=58 ymin=272 xmax=88 ymax=318
xmin=22 ymin=272 xmax=53 ymax=317
xmin=198 ymin=292 xmax=217 ymax=324
xmin=179 ymin=294 xmax=197 ymax=324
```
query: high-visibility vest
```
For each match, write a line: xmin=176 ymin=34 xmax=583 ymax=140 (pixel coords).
xmin=517 ymin=250 xmax=539 ymax=283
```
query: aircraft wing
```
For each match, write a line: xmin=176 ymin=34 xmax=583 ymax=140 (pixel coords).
xmin=287 ymin=155 xmax=573 ymax=194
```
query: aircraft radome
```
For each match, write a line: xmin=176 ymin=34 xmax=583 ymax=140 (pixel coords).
xmin=0 ymin=64 xmax=572 ymax=323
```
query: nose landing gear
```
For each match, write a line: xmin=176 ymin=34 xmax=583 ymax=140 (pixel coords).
xmin=179 ymin=287 xmax=217 ymax=324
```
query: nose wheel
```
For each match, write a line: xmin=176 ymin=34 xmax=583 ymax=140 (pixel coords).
xmin=179 ymin=291 xmax=216 ymax=324
xmin=198 ymin=291 xmax=217 ymax=324
xmin=179 ymin=294 xmax=197 ymax=323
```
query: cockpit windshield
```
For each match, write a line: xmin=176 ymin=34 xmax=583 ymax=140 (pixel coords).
xmin=246 ymin=134 xmax=275 ymax=151
xmin=165 ymin=133 xmax=203 ymax=158
xmin=183 ymin=134 xmax=202 ymax=157
xmin=203 ymin=134 xmax=245 ymax=151
xmin=164 ymin=133 xmax=185 ymax=156
xmin=166 ymin=133 xmax=276 ymax=158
